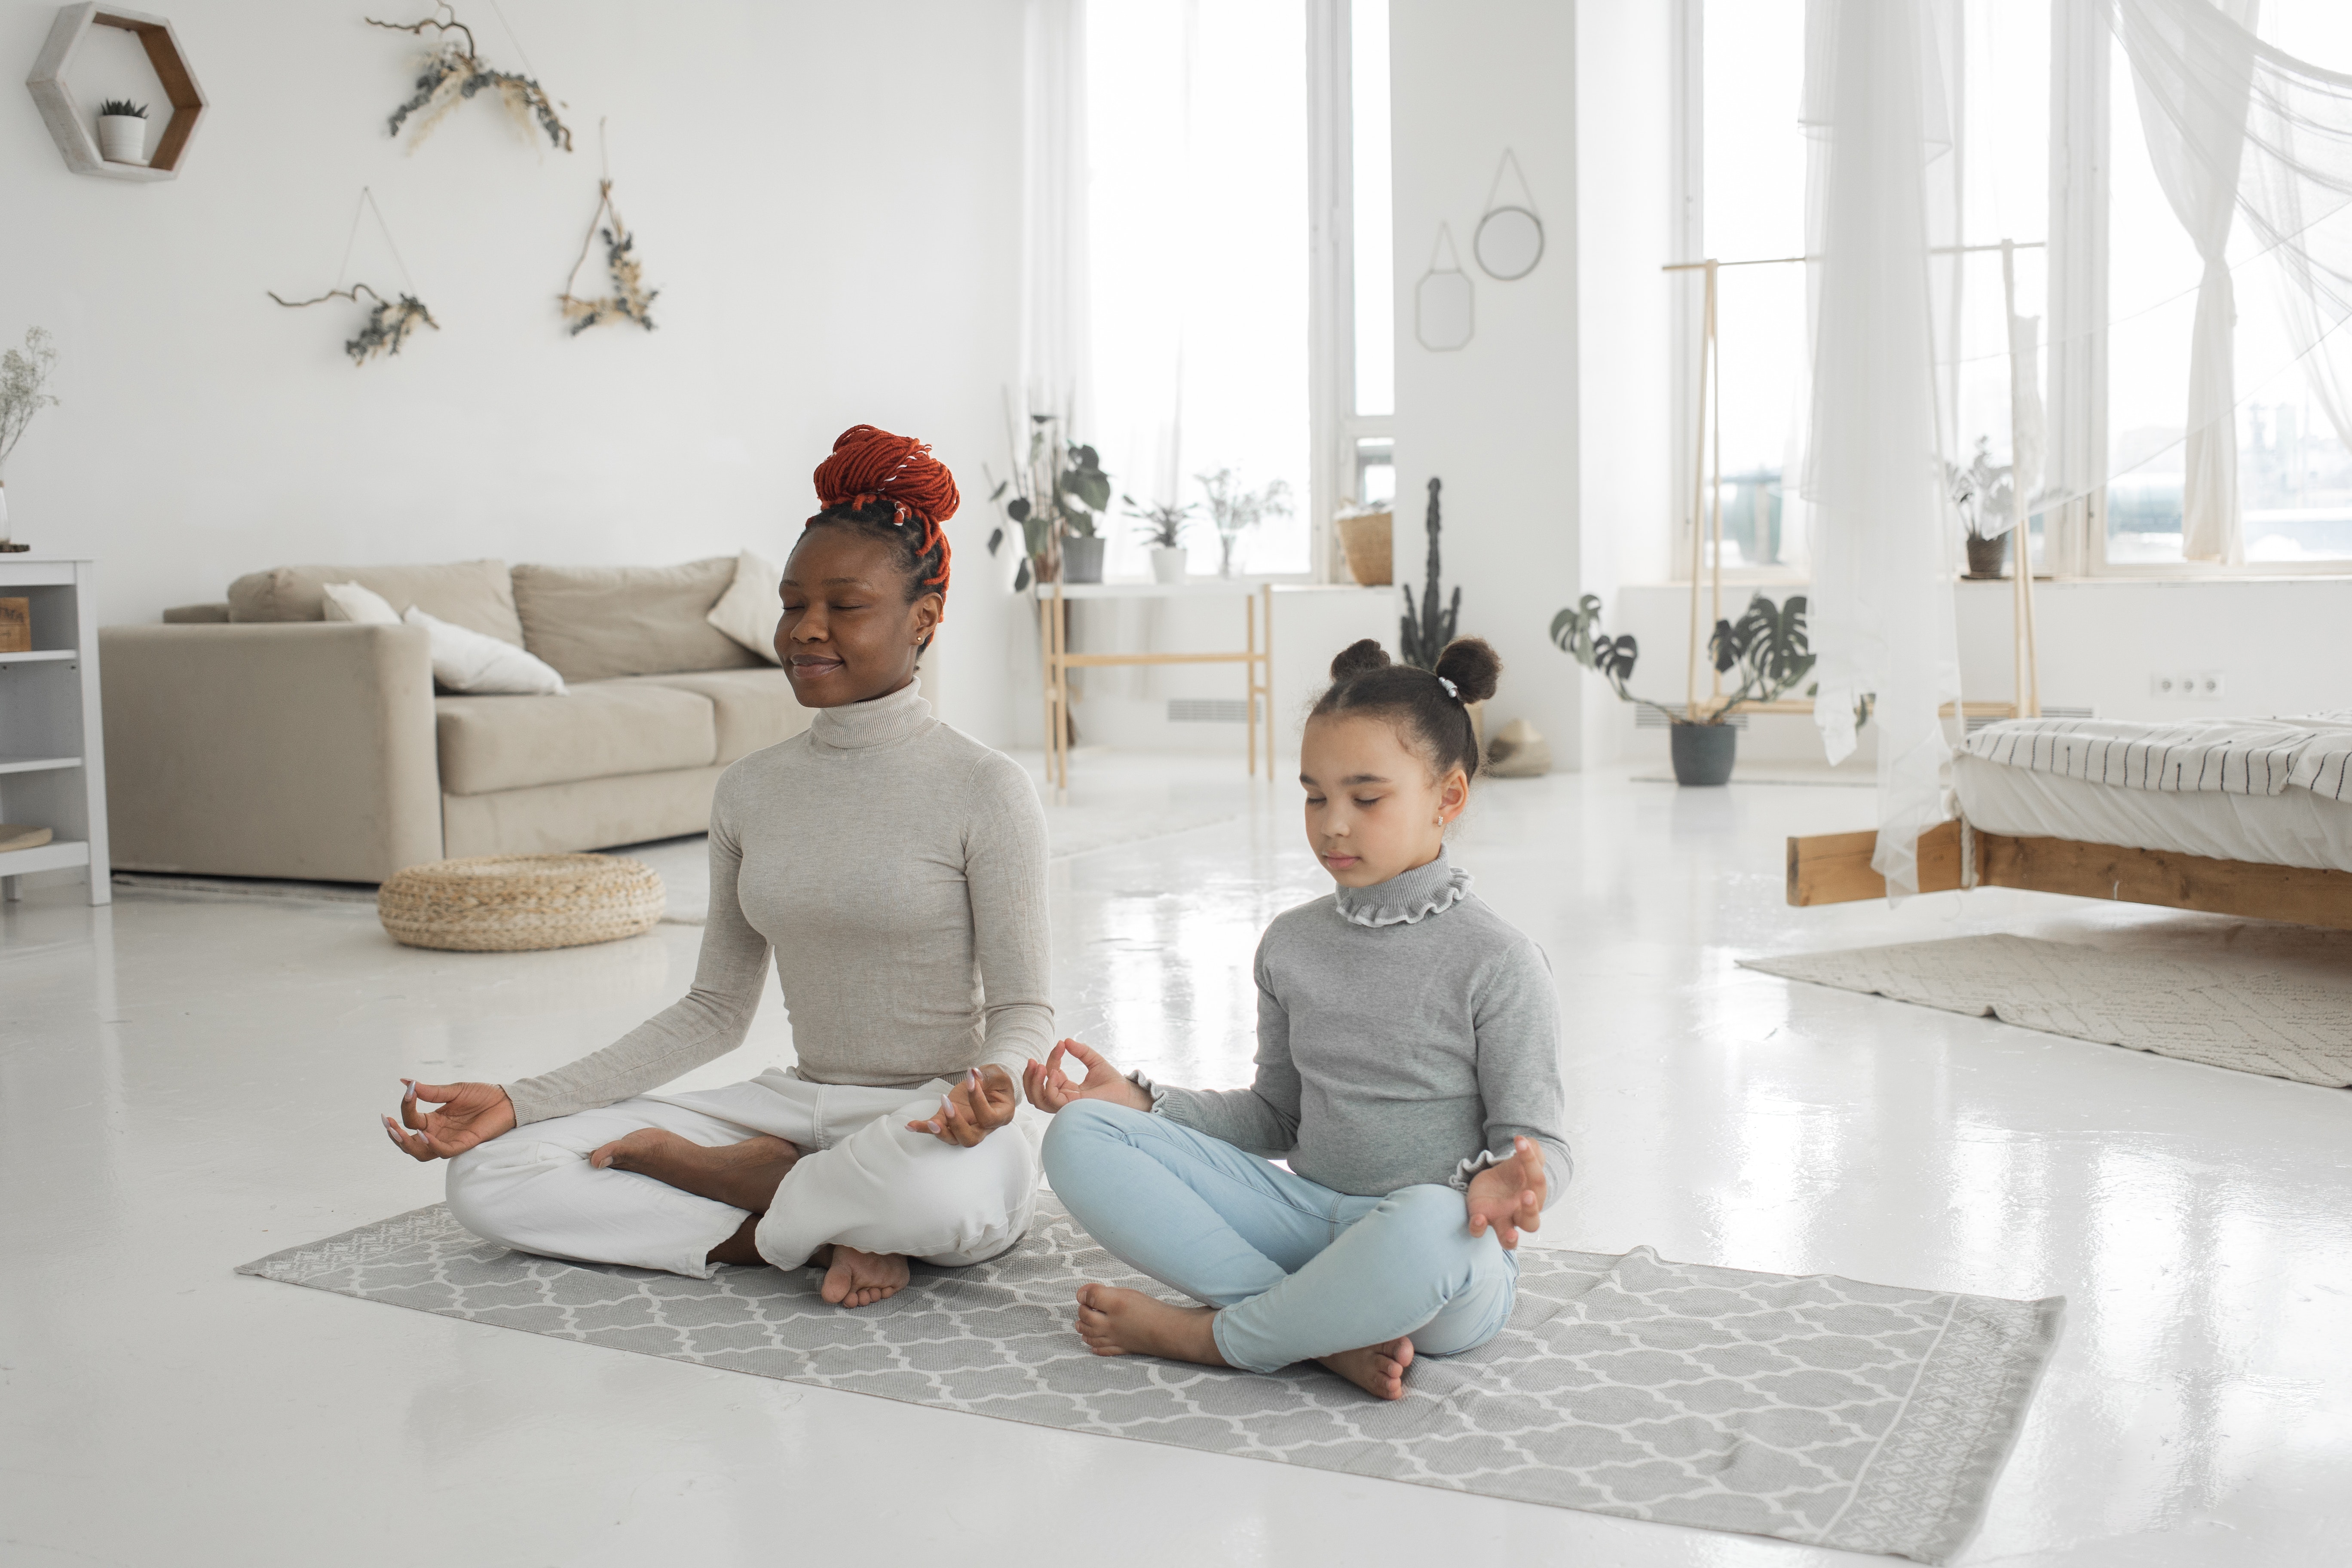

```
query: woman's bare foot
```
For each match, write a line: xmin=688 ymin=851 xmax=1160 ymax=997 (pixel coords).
xmin=588 ymin=1129 xmax=801 ymax=1213
xmin=812 ymin=1244 xmax=910 ymax=1308
xmin=1073 ymin=1283 xmax=1227 ymax=1366
xmin=1315 ymin=1337 xmax=1415 ymax=1401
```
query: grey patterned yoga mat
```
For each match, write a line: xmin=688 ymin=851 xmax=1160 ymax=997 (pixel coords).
xmin=241 ymin=1197 xmax=2057 ymax=1562
xmin=1743 ymin=933 xmax=2352 ymax=1087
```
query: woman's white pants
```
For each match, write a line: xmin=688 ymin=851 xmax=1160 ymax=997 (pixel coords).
xmin=445 ymin=1073 xmax=1041 ymax=1280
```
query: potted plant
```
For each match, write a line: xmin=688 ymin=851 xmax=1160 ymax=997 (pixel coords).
xmin=1948 ymin=436 xmax=2015 ymax=579
xmin=0 ymin=328 xmax=61 ymax=551
xmin=1124 ymin=495 xmax=1195 ymax=583
xmin=96 ymin=98 xmax=149 ymax=165
xmin=984 ymin=413 xmax=1112 ymax=589
xmin=1400 ymin=477 xmax=1485 ymax=753
xmin=1196 ymin=468 xmax=1292 ymax=579
xmin=1550 ymin=591 xmax=1829 ymax=785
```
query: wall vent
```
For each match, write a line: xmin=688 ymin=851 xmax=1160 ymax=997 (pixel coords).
xmin=1168 ymin=698 xmax=1259 ymax=724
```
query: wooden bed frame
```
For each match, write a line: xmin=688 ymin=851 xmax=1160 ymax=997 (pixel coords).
xmin=1787 ymin=821 xmax=2352 ymax=931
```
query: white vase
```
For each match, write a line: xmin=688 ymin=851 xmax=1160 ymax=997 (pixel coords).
xmin=1149 ymin=547 xmax=1188 ymax=584
xmin=98 ymin=114 xmax=149 ymax=164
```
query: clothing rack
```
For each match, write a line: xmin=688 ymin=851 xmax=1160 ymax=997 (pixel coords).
xmin=1662 ymin=240 xmax=2046 ymax=723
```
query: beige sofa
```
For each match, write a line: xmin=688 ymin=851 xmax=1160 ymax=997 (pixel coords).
xmin=101 ymin=557 xmax=808 ymax=884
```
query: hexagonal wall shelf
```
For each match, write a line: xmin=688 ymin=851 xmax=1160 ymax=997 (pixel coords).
xmin=26 ymin=3 xmax=207 ymax=181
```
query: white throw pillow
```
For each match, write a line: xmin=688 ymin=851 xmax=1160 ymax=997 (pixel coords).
xmin=705 ymin=549 xmax=784 ymax=665
xmin=321 ymin=580 xmax=402 ymax=625
xmin=403 ymin=606 xmax=567 ymax=695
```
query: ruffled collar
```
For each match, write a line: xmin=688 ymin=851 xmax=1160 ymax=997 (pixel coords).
xmin=1332 ymin=854 xmax=1472 ymax=928
xmin=810 ymin=681 xmax=934 ymax=753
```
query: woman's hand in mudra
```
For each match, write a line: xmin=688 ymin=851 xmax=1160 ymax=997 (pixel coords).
xmin=384 ymin=1080 xmax=516 ymax=1161
xmin=1022 ymin=1038 xmax=1152 ymax=1115
xmin=906 ymin=1066 xmax=1020 ymax=1147
xmin=1464 ymin=1136 xmax=1547 ymax=1251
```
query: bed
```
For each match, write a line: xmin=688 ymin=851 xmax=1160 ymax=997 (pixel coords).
xmin=1788 ymin=714 xmax=2352 ymax=929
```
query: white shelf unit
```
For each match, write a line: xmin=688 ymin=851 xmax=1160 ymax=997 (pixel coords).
xmin=0 ymin=557 xmax=109 ymax=904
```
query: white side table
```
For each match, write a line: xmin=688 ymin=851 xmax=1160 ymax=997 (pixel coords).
xmin=0 ymin=557 xmax=110 ymax=904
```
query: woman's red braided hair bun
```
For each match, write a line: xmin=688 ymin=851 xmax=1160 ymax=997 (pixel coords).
xmin=808 ymin=424 xmax=959 ymax=595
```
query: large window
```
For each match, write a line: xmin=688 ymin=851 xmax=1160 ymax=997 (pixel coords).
xmin=1085 ymin=1 xmax=1314 ymax=579
xmin=1685 ymin=0 xmax=2352 ymax=579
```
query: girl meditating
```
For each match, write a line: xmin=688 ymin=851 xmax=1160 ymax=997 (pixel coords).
xmin=384 ymin=425 xmax=1049 ymax=1309
xmin=1023 ymin=637 xmax=1569 ymax=1400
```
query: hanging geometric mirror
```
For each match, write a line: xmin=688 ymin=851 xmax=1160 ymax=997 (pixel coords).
xmin=1415 ymin=225 xmax=1473 ymax=351
xmin=1473 ymin=150 xmax=1544 ymax=281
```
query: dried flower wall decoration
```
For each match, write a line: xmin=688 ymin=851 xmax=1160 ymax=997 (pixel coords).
xmin=270 ymin=189 xmax=440 ymax=366
xmin=559 ymin=176 xmax=659 ymax=335
xmin=367 ymin=3 xmax=571 ymax=152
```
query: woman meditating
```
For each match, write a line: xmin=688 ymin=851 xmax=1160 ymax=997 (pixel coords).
xmin=383 ymin=425 xmax=1049 ymax=1309
xmin=1023 ymin=637 xmax=1568 ymax=1399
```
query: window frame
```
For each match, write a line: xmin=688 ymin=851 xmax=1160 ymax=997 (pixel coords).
xmin=1308 ymin=0 xmax=1393 ymax=586
xmin=1669 ymin=0 xmax=2352 ymax=585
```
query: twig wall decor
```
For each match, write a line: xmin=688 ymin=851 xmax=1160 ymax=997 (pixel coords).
xmin=366 ymin=3 xmax=571 ymax=151
xmin=559 ymin=177 xmax=658 ymax=335
xmin=270 ymin=188 xmax=440 ymax=365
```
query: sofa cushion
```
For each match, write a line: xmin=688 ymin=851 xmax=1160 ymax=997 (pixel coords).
xmin=622 ymin=668 xmax=812 ymax=763
xmin=435 ymin=680 xmax=716 ymax=796
xmin=228 ymin=560 xmax=526 ymax=646
xmin=511 ymin=558 xmax=765 ymax=684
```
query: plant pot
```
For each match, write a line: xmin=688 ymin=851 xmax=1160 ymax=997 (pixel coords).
xmin=1963 ymin=530 xmax=2009 ymax=579
xmin=1148 ymin=546 xmax=1188 ymax=584
xmin=98 ymin=113 xmax=149 ymax=165
xmin=1062 ymin=535 xmax=1105 ymax=584
xmin=1336 ymin=509 xmax=1393 ymax=585
xmin=1669 ymin=722 xmax=1737 ymax=786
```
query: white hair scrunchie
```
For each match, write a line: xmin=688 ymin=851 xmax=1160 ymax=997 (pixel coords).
xmin=1437 ymin=675 xmax=1461 ymax=701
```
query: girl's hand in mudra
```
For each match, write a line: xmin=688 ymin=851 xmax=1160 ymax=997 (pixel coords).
xmin=1022 ymin=1038 xmax=1152 ymax=1115
xmin=906 ymin=1066 xmax=1019 ymax=1147
xmin=1464 ymin=1136 xmax=1547 ymax=1251
xmin=384 ymin=1079 xmax=516 ymax=1161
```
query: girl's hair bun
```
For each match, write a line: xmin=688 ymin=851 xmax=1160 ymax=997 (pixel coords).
xmin=1329 ymin=638 xmax=1392 ymax=680
xmin=1433 ymin=637 xmax=1502 ymax=705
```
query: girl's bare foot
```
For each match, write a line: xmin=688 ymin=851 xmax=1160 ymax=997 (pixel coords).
xmin=1073 ymin=1283 xmax=1227 ymax=1366
xmin=814 ymin=1243 xmax=910 ymax=1308
xmin=588 ymin=1129 xmax=802 ymax=1213
xmin=1315 ymin=1336 xmax=1415 ymax=1401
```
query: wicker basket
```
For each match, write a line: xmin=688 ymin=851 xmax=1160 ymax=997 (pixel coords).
xmin=377 ymin=854 xmax=666 ymax=952
xmin=1335 ymin=509 xmax=1394 ymax=586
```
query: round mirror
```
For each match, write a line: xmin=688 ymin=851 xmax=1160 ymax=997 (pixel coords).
xmin=1416 ymin=270 xmax=1473 ymax=351
xmin=1474 ymin=206 xmax=1544 ymax=281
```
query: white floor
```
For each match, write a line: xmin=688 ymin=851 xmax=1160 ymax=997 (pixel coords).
xmin=4 ymin=757 xmax=2348 ymax=1567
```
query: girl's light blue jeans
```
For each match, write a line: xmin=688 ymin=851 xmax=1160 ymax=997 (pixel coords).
xmin=1041 ymin=1099 xmax=1517 ymax=1374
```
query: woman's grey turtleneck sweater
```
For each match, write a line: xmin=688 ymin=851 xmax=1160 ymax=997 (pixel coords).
xmin=502 ymin=683 xmax=1053 ymax=1125
xmin=1148 ymin=854 xmax=1571 ymax=1204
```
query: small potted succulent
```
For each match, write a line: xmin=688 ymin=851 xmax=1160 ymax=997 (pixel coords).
xmin=1123 ymin=495 xmax=1194 ymax=583
xmin=1551 ymin=590 xmax=1837 ymax=785
xmin=96 ymin=98 xmax=149 ymax=165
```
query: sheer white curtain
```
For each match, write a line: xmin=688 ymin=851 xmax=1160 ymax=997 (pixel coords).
xmin=1022 ymin=0 xmax=1093 ymax=427
xmin=2119 ymin=0 xmax=2259 ymax=563
xmin=1804 ymin=0 xmax=1965 ymax=897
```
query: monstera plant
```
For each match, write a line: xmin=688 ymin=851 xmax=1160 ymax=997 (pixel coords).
xmin=1549 ymin=591 xmax=1820 ymax=724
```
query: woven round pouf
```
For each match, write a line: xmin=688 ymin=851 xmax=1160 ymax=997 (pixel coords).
xmin=377 ymin=854 xmax=666 ymax=952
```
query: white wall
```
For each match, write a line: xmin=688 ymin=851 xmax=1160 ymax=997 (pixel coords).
xmin=0 ymin=0 xmax=1029 ymax=743
xmin=1572 ymin=0 xmax=1675 ymax=771
xmin=1389 ymin=0 xmax=1582 ymax=764
xmin=1611 ymin=576 xmax=2352 ymax=763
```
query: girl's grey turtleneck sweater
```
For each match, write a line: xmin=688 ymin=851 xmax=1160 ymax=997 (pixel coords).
xmin=1148 ymin=854 xmax=1571 ymax=1204
xmin=501 ymin=683 xmax=1053 ymax=1126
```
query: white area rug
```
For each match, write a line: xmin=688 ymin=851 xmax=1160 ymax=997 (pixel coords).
xmin=1743 ymin=934 xmax=2352 ymax=1087
xmin=240 ymin=1194 xmax=2058 ymax=1564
